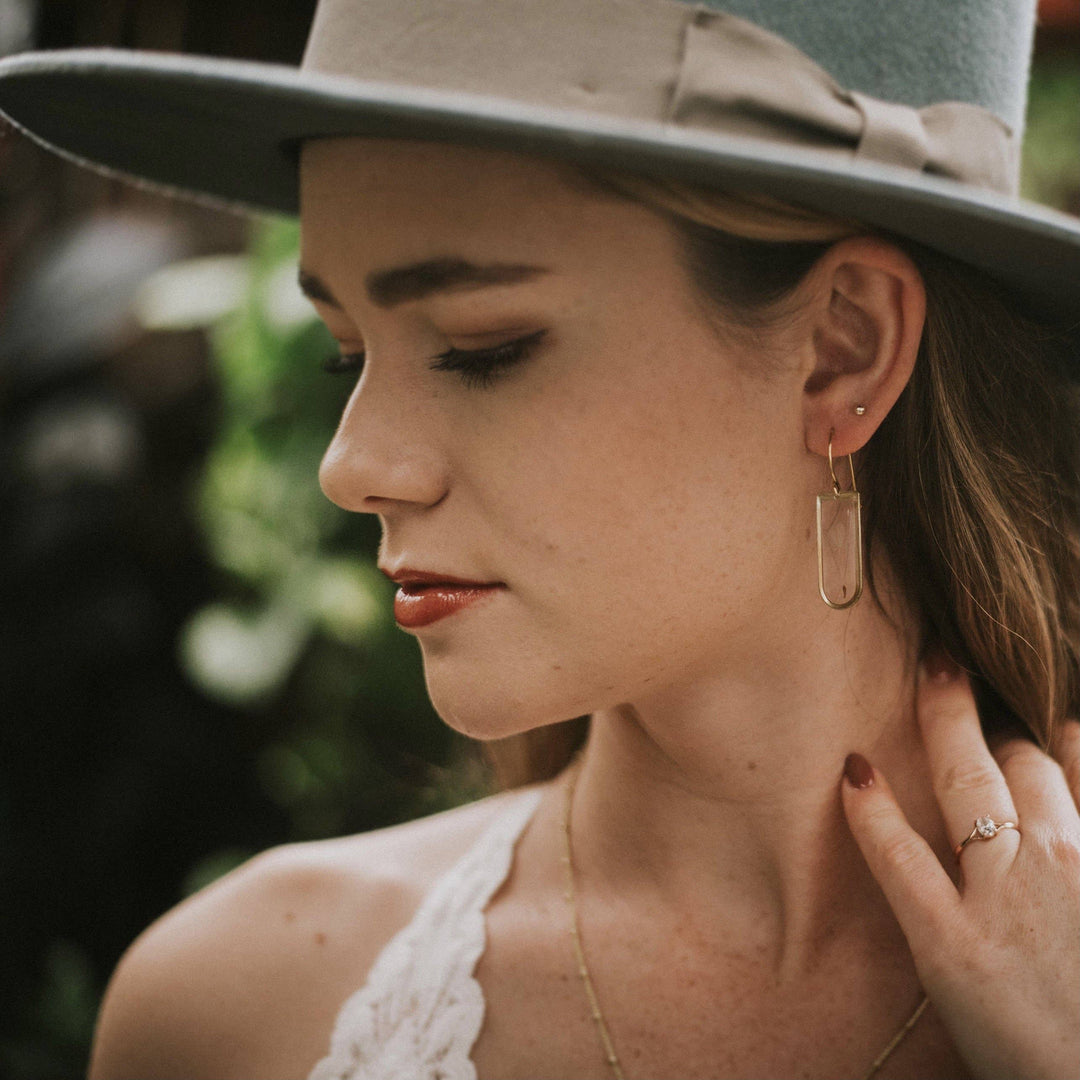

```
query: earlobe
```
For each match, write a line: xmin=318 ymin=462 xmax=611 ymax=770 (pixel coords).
xmin=802 ymin=238 xmax=925 ymax=458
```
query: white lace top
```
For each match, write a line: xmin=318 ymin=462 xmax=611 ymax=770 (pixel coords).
xmin=307 ymin=787 xmax=544 ymax=1080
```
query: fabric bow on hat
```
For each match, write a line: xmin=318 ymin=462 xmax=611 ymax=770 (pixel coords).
xmin=670 ymin=12 xmax=1018 ymax=193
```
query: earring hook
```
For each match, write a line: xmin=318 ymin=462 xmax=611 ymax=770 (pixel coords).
xmin=827 ymin=428 xmax=858 ymax=496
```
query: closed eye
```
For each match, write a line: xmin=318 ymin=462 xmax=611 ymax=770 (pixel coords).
xmin=322 ymin=351 xmax=366 ymax=375
xmin=322 ymin=329 xmax=546 ymax=389
xmin=429 ymin=329 xmax=546 ymax=389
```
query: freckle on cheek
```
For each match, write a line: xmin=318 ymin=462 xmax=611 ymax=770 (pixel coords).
xmin=315 ymin=932 xmax=326 ymax=946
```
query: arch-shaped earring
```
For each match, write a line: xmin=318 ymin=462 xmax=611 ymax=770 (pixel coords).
xmin=816 ymin=429 xmax=863 ymax=609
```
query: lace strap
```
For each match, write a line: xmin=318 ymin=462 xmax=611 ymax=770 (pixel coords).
xmin=308 ymin=787 xmax=543 ymax=1080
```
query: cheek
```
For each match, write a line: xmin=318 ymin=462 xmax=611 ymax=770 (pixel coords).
xmin=513 ymin=347 xmax=760 ymax=580
xmin=458 ymin=345 xmax=793 ymax=701
xmin=419 ymin=299 xmax=812 ymax=736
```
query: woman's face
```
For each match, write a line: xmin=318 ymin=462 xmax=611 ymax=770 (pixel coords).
xmin=299 ymin=138 xmax=820 ymax=738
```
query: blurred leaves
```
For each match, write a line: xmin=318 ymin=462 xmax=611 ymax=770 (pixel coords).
xmin=36 ymin=942 xmax=97 ymax=1050
xmin=181 ymin=848 xmax=255 ymax=897
xmin=1021 ymin=50 xmax=1080 ymax=214
xmin=1 ymin=942 xmax=97 ymax=1080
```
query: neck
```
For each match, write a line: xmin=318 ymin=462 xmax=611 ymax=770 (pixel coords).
xmin=570 ymin=582 xmax=951 ymax=982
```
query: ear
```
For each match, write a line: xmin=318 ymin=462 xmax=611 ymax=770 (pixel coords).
xmin=800 ymin=237 xmax=926 ymax=458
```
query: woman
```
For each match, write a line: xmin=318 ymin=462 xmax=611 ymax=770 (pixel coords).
xmin=1 ymin=2 xmax=1077 ymax=1078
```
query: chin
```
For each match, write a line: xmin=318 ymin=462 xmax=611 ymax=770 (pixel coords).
xmin=424 ymin=675 xmax=565 ymax=742
xmin=420 ymin=650 xmax=600 ymax=742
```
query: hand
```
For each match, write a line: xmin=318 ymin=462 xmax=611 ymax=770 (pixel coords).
xmin=840 ymin=651 xmax=1080 ymax=1080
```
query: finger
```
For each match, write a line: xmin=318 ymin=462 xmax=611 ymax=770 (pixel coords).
xmin=918 ymin=649 xmax=1019 ymax=874
xmin=841 ymin=753 xmax=961 ymax=956
xmin=1052 ymin=718 xmax=1080 ymax=811
xmin=993 ymin=734 xmax=1079 ymax=827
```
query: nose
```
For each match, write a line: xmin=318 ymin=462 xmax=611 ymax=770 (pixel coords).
xmin=319 ymin=375 xmax=449 ymax=513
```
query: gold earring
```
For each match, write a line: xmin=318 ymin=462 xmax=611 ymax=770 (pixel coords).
xmin=816 ymin=429 xmax=863 ymax=609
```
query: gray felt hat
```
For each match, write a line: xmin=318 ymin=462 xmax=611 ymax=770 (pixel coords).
xmin=0 ymin=0 xmax=1078 ymax=317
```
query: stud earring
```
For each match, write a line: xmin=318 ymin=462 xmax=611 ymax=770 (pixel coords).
xmin=853 ymin=404 xmax=866 ymax=415
xmin=816 ymin=429 xmax=863 ymax=609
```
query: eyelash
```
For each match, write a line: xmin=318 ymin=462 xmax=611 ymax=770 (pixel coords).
xmin=322 ymin=329 xmax=546 ymax=390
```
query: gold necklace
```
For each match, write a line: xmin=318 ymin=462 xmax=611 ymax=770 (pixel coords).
xmin=559 ymin=764 xmax=929 ymax=1080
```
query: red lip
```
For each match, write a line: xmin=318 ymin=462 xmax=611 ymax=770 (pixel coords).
xmin=380 ymin=567 xmax=497 ymax=588
xmin=380 ymin=567 xmax=505 ymax=628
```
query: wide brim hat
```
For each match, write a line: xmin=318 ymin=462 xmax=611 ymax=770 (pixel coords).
xmin=1 ymin=0 xmax=1078 ymax=319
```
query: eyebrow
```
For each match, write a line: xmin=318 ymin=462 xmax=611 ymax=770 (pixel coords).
xmin=297 ymin=259 xmax=551 ymax=311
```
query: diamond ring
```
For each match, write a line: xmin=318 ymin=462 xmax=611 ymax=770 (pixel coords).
xmin=954 ymin=816 xmax=1021 ymax=859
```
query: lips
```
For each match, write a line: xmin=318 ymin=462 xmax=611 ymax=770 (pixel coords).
xmin=382 ymin=568 xmax=496 ymax=588
xmin=381 ymin=567 xmax=505 ymax=628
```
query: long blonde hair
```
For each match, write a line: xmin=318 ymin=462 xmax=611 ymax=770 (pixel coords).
xmin=483 ymin=168 xmax=1080 ymax=789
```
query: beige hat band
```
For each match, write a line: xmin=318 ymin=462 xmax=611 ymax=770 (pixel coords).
xmin=302 ymin=0 xmax=1018 ymax=195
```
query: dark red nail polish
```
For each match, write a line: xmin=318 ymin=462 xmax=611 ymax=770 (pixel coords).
xmin=923 ymin=645 xmax=958 ymax=683
xmin=844 ymin=752 xmax=874 ymax=789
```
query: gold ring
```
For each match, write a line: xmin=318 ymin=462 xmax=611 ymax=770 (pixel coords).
xmin=954 ymin=816 xmax=1020 ymax=859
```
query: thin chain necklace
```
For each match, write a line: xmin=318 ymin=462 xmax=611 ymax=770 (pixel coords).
xmin=559 ymin=763 xmax=929 ymax=1080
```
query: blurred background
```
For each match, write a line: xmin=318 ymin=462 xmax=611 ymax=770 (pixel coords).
xmin=0 ymin=1 xmax=1077 ymax=1075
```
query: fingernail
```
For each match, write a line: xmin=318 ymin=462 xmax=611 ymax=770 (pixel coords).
xmin=922 ymin=644 xmax=958 ymax=683
xmin=843 ymin=752 xmax=874 ymax=789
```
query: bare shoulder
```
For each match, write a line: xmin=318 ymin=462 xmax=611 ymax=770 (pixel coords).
xmin=89 ymin=784 xmax=545 ymax=1080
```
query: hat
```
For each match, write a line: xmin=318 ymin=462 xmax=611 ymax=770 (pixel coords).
xmin=0 ymin=0 xmax=1078 ymax=316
